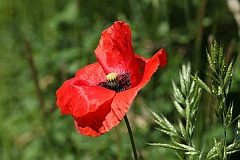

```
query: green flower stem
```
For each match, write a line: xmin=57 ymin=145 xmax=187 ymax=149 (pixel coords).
xmin=124 ymin=115 xmax=138 ymax=160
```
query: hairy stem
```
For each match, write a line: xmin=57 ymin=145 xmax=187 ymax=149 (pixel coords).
xmin=124 ymin=115 xmax=138 ymax=160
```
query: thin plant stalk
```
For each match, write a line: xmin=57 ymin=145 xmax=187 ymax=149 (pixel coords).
xmin=194 ymin=0 xmax=207 ymax=71
xmin=25 ymin=40 xmax=45 ymax=112
xmin=124 ymin=115 xmax=138 ymax=160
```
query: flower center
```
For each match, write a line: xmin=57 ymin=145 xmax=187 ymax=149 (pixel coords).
xmin=98 ymin=72 xmax=131 ymax=92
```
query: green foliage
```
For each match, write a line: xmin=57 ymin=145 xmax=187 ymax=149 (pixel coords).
xmin=151 ymin=42 xmax=240 ymax=159
xmin=150 ymin=64 xmax=202 ymax=160
xmin=1 ymin=0 xmax=240 ymax=159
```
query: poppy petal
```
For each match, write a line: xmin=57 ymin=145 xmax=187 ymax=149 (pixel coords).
xmin=75 ymin=62 xmax=106 ymax=86
xmin=74 ymin=92 xmax=114 ymax=137
xmin=135 ymin=48 xmax=167 ymax=67
xmin=158 ymin=49 xmax=167 ymax=67
xmin=105 ymin=88 xmax=138 ymax=122
xmin=94 ymin=21 xmax=140 ymax=85
xmin=134 ymin=48 xmax=167 ymax=90
xmin=74 ymin=88 xmax=139 ymax=137
xmin=56 ymin=78 xmax=116 ymax=117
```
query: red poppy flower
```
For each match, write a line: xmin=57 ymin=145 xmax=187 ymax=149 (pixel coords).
xmin=56 ymin=21 xmax=167 ymax=137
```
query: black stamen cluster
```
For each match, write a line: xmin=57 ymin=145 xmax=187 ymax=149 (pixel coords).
xmin=98 ymin=73 xmax=131 ymax=92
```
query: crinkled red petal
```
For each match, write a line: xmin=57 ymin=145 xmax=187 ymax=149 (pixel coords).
xmin=135 ymin=48 xmax=167 ymax=67
xmin=74 ymin=92 xmax=114 ymax=137
xmin=56 ymin=78 xmax=116 ymax=117
xmin=133 ymin=48 xmax=167 ymax=90
xmin=75 ymin=62 xmax=106 ymax=86
xmin=158 ymin=49 xmax=167 ymax=67
xmin=94 ymin=21 xmax=140 ymax=86
xmin=74 ymin=87 xmax=139 ymax=137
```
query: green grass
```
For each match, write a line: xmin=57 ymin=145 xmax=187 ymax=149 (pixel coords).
xmin=0 ymin=0 xmax=240 ymax=159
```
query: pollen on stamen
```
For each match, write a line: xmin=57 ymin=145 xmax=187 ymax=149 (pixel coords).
xmin=106 ymin=72 xmax=118 ymax=82
xmin=98 ymin=72 xmax=131 ymax=92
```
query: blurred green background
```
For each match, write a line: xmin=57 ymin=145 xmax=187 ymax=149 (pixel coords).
xmin=1 ymin=0 xmax=240 ymax=159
